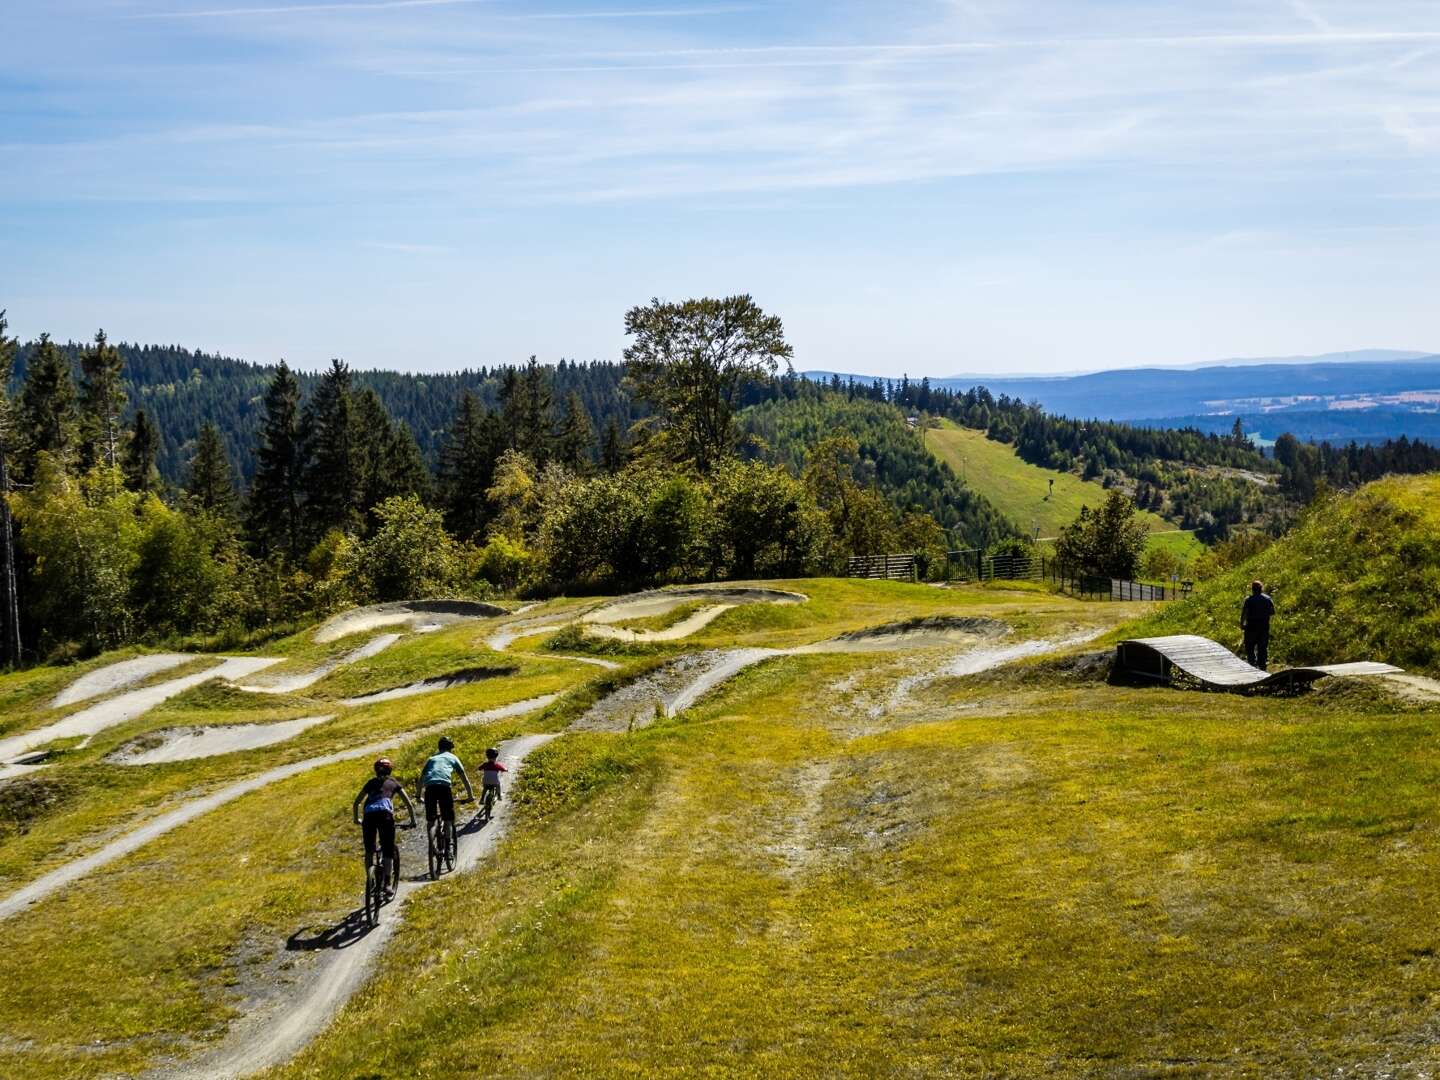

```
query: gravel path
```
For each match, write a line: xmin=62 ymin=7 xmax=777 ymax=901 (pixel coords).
xmin=150 ymin=733 xmax=556 ymax=1080
xmin=0 ymin=695 xmax=558 ymax=924
xmin=108 ymin=715 xmax=337 ymax=766
xmin=236 ymin=635 xmax=400 ymax=695
xmin=313 ymin=600 xmax=504 ymax=644
xmin=0 ymin=657 xmax=282 ymax=774
xmin=51 ymin=653 xmax=193 ymax=708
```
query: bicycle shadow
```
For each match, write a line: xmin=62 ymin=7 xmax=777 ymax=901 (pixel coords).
xmin=287 ymin=908 xmax=374 ymax=951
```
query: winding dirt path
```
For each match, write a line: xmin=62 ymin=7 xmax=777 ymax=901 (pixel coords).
xmin=51 ymin=653 xmax=193 ymax=708
xmin=0 ymin=657 xmax=281 ymax=773
xmin=235 ymin=634 xmax=401 ymax=695
xmin=0 ymin=696 xmax=558 ymax=924
xmin=153 ymin=733 xmax=556 ymax=1080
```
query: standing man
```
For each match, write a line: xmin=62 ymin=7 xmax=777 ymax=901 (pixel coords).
xmin=1240 ymin=580 xmax=1276 ymax=670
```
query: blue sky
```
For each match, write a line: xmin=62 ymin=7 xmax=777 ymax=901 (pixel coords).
xmin=3 ymin=0 xmax=1440 ymax=376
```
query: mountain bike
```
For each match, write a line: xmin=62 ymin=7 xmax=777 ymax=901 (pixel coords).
xmin=361 ymin=816 xmax=414 ymax=927
xmin=480 ymin=784 xmax=500 ymax=823
xmin=427 ymin=795 xmax=472 ymax=880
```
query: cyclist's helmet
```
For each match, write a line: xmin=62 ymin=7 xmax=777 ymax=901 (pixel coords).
xmin=438 ymin=736 xmax=455 ymax=753
xmin=374 ymin=758 xmax=393 ymax=775
xmin=485 ymin=747 xmax=499 ymax=760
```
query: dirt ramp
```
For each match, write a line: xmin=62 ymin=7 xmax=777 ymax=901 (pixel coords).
xmin=314 ymin=600 xmax=506 ymax=644
xmin=816 ymin=616 xmax=1010 ymax=651
xmin=582 ymin=586 xmax=807 ymax=626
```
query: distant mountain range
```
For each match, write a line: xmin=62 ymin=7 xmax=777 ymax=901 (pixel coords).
xmin=804 ymin=352 xmax=1440 ymax=444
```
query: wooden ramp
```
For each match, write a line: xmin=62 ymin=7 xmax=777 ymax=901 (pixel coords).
xmin=1116 ymin=634 xmax=1402 ymax=693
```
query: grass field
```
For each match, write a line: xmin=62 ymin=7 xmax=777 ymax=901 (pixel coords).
xmin=3 ymin=571 xmax=1438 ymax=1076
xmin=925 ymin=420 xmax=1204 ymax=561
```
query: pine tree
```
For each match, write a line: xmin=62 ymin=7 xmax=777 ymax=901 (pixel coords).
xmin=78 ymin=329 xmax=126 ymax=473
xmin=123 ymin=409 xmax=161 ymax=493
xmin=600 ymin=416 xmax=627 ymax=473
xmin=554 ymin=391 xmax=595 ymax=471
xmin=302 ymin=358 xmax=361 ymax=540
xmin=247 ymin=361 xmax=306 ymax=558
xmin=16 ymin=333 xmax=78 ymax=482
xmin=500 ymin=358 xmax=553 ymax=463
xmin=0 ymin=312 xmax=22 ymax=666
xmin=438 ymin=391 xmax=503 ymax=540
xmin=386 ymin=421 xmax=433 ymax=506
xmin=186 ymin=422 xmax=238 ymax=518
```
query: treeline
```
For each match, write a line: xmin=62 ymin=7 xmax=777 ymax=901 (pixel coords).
xmin=10 ymin=339 xmax=646 ymax=487
xmin=1274 ymin=432 xmax=1440 ymax=502
xmin=0 ymin=298 xmax=970 ymax=663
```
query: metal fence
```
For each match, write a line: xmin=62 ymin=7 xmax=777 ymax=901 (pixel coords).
xmin=845 ymin=553 xmax=919 ymax=582
xmin=943 ymin=548 xmax=1192 ymax=601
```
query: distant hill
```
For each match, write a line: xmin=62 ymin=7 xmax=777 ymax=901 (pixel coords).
xmin=923 ymin=420 xmax=1202 ymax=559
xmin=1133 ymin=474 xmax=1440 ymax=672
xmin=804 ymin=355 xmax=1440 ymax=442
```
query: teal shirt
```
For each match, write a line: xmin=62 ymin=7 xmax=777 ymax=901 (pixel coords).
xmin=421 ymin=751 xmax=464 ymax=788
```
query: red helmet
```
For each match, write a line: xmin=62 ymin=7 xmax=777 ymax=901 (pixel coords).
xmin=374 ymin=758 xmax=393 ymax=775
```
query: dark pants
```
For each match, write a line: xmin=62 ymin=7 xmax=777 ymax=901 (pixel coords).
xmin=1245 ymin=627 xmax=1269 ymax=671
xmin=362 ymin=810 xmax=397 ymax=865
xmin=423 ymin=782 xmax=455 ymax=823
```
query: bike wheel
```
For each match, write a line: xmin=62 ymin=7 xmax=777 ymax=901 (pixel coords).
xmin=389 ymin=850 xmax=401 ymax=895
xmin=365 ymin=862 xmax=380 ymax=927
xmin=443 ymin=819 xmax=456 ymax=872
xmin=428 ymin=824 xmax=441 ymax=880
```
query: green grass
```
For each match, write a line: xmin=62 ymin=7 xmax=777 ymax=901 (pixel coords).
xmin=269 ymin=649 xmax=1440 ymax=1078
xmin=926 ymin=420 xmax=1191 ymax=552
xmin=1135 ymin=474 xmax=1440 ymax=671
xmin=6 ymin=577 xmax=1440 ymax=1076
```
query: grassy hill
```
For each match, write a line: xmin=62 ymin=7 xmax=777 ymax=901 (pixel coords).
xmin=925 ymin=420 xmax=1202 ymax=560
xmin=1134 ymin=474 xmax=1440 ymax=672
xmin=5 ymin=578 xmax=1440 ymax=1074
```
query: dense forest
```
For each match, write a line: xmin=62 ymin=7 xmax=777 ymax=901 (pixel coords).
xmin=0 ymin=300 xmax=981 ymax=664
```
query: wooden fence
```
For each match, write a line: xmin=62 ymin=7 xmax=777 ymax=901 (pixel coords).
xmin=943 ymin=548 xmax=1191 ymax=601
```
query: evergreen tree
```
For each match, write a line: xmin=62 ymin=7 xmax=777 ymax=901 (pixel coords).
xmin=123 ymin=409 xmax=161 ymax=493
xmin=247 ymin=361 xmax=306 ymax=558
xmin=0 ymin=313 xmax=21 ymax=666
xmin=500 ymin=357 xmax=553 ymax=462
xmin=302 ymin=358 xmax=361 ymax=539
xmin=78 ymin=329 xmax=126 ymax=473
xmin=438 ymin=391 xmax=502 ymax=540
xmin=186 ymin=422 xmax=238 ymax=518
xmin=386 ymin=421 xmax=433 ymax=506
xmin=600 ymin=415 xmax=627 ymax=473
xmin=16 ymin=333 xmax=78 ymax=481
xmin=554 ymin=390 xmax=595 ymax=471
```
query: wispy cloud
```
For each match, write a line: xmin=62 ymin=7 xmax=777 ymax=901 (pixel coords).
xmin=133 ymin=0 xmax=742 ymax=17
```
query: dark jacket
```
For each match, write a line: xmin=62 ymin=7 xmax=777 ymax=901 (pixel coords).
xmin=1241 ymin=593 xmax=1275 ymax=635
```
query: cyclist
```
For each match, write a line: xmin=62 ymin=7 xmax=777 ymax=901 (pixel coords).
xmin=352 ymin=758 xmax=415 ymax=900
xmin=480 ymin=747 xmax=507 ymax=808
xmin=419 ymin=735 xmax=474 ymax=831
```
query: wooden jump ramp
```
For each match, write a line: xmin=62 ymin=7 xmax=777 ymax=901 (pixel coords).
xmin=1116 ymin=634 xmax=1401 ymax=694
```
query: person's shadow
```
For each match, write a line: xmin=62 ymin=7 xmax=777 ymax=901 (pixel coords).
xmin=287 ymin=908 xmax=373 ymax=951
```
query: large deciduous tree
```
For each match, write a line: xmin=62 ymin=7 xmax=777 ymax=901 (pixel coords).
xmin=623 ymin=295 xmax=792 ymax=472
xmin=1054 ymin=490 xmax=1149 ymax=580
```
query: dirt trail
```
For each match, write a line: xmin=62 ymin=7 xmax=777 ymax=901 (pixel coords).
xmin=236 ymin=635 xmax=400 ymax=695
xmin=313 ymin=600 xmax=505 ymax=644
xmin=336 ymin=665 xmax=512 ymax=707
xmin=1380 ymin=672 xmax=1440 ymax=703
xmin=108 ymin=716 xmax=337 ymax=766
xmin=153 ymin=733 xmax=556 ymax=1080
xmin=51 ymin=653 xmax=193 ymax=708
xmin=0 ymin=657 xmax=282 ymax=774
xmin=584 ymin=604 xmax=738 ymax=643
xmin=0 ymin=696 xmax=558 ymax=924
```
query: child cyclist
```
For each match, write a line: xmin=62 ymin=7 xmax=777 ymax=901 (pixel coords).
xmin=352 ymin=758 xmax=416 ymax=900
xmin=480 ymin=747 xmax=507 ymax=811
